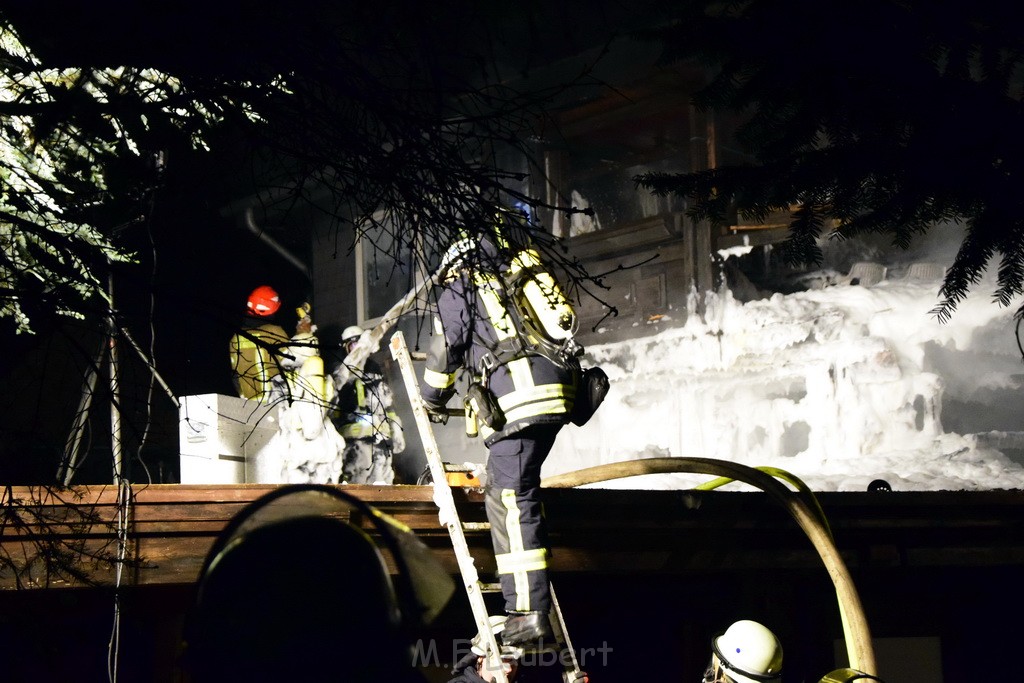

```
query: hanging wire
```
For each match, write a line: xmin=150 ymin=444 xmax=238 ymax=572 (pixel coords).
xmin=1015 ymin=317 xmax=1023 ymax=363
xmin=107 ymin=477 xmax=132 ymax=683
xmin=131 ymin=191 xmax=163 ymax=486
xmin=107 ymin=153 xmax=165 ymax=680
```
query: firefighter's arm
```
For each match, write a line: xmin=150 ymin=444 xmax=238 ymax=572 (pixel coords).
xmin=375 ymin=376 xmax=406 ymax=450
xmin=228 ymin=333 xmax=243 ymax=395
xmin=295 ymin=302 xmax=316 ymax=335
xmin=422 ymin=329 xmax=456 ymax=424
xmin=421 ymin=288 xmax=469 ymax=409
xmin=388 ymin=409 xmax=406 ymax=453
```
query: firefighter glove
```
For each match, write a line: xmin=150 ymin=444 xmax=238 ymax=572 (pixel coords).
xmin=424 ymin=401 xmax=449 ymax=425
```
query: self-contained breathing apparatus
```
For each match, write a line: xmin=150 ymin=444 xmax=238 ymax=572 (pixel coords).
xmin=447 ymin=226 xmax=607 ymax=437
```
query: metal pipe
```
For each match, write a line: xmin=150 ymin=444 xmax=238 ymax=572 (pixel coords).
xmin=58 ymin=337 xmax=105 ymax=486
xmin=243 ymin=207 xmax=310 ymax=279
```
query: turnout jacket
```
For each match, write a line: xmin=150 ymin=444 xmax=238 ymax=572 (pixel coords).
xmin=331 ymin=357 xmax=404 ymax=448
xmin=422 ymin=269 xmax=576 ymax=445
xmin=229 ymin=319 xmax=290 ymax=402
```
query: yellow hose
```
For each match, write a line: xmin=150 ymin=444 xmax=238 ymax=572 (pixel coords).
xmin=542 ymin=458 xmax=876 ymax=676
xmin=696 ymin=465 xmax=833 ymax=540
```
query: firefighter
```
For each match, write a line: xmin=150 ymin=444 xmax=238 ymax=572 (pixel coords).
xmin=260 ymin=304 xmax=346 ymax=484
xmin=421 ymin=224 xmax=576 ymax=652
xmin=703 ymin=620 xmax=783 ymax=683
xmin=228 ymin=285 xmax=291 ymax=402
xmin=447 ymin=616 xmax=519 ymax=683
xmin=448 ymin=651 xmax=519 ymax=683
xmin=331 ymin=325 xmax=406 ymax=484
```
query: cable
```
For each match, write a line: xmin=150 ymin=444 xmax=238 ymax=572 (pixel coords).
xmin=132 ymin=203 xmax=161 ymax=486
xmin=107 ymin=151 xmax=164 ymax=682
xmin=1015 ymin=317 xmax=1023 ymax=363
xmin=107 ymin=478 xmax=132 ymax=683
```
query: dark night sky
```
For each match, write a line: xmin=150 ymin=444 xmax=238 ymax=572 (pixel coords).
xmin=4 ymin=4 xmax=299 ymax=72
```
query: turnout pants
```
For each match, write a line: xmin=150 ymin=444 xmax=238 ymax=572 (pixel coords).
xmin=484 ymin=423 xmax=561 ymax=614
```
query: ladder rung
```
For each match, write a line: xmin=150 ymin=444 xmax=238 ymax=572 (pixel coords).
xmin=410 ymin=351 xmax=427 ymax=361
xmin=478 ymin=582 xmax=502 ymax=593
xmin=462 ymin=522 xmax=492 ymax=531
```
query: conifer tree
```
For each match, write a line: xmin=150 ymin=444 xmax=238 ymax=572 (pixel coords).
xmin=1 ymin=6 xmax=602 ymax=336
xmin=635 ymin=0 xmax=1024 ymax=320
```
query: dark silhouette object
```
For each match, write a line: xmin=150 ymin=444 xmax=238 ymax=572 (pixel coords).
xmin=867 ymin=479 xmax=892 ymax=493
xmin=180 ymin=485 xmax=455 ymax=682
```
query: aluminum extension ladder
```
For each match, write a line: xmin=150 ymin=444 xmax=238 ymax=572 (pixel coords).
xmin=389 ymin=331 xmax=587 ymax=683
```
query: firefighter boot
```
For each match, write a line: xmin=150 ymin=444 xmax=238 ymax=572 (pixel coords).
xmin=501 ymin=611 xmax=556 ymax=652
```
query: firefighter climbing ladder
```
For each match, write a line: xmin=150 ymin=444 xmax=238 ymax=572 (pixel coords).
xmin=389 ymin=331 xmax=587 ymax=683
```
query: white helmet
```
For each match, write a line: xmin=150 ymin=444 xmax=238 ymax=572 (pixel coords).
xmin=341 ymin=325 xmax=364 ymax=344
xmin=470 ymin=615 xmax=508 ymax=655
xmin=713 ymin=620 xmax=783 ymax=683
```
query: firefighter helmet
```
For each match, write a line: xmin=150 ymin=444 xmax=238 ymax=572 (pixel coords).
xmin=341 ymin=325 xmax=364 ymax=344
xmin=247 ymin=286 xmax=281 ymax=317
xmin=713 ymin=620 xmax=783 ymax=683
xmin=184 ymin=485 xmax=456 ymax=682
xmin=470 ymin=614 xmax=508 ymax=655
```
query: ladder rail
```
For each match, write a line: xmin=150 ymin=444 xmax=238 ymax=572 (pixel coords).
xmin=551 ymin=583 xmax=582 ymax=678
xmin=389 ymin=331 xmax=510 ymax=683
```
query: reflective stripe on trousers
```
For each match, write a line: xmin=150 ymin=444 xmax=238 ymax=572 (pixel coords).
xmin=484 ymin=423 xmax=561 ymax=614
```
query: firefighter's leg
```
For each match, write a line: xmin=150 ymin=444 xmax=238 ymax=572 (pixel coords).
xmin=342 ymin=439 xmax=373 ymax=484
xmin=484 ymin=424 xmax=559 ymax=615
xmin=368 ymin=443 xmax=395 ymax=484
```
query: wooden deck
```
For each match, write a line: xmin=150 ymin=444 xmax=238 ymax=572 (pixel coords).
xmin=3 ymin=483 xmax=1023 ymax=590
xmin=3 ymin=483 xmax=1024 ymax=682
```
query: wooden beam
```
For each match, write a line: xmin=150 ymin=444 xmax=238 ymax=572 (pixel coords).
xmin=3 ymin=485 xmax=1024 ymax=591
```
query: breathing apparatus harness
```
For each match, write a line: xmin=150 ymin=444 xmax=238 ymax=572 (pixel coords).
xmin=445 ymin=232 xmax=584 ymax=436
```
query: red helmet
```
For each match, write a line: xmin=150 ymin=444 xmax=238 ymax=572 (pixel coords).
xmin=247 ymin=286 xmax=281 ymax=317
